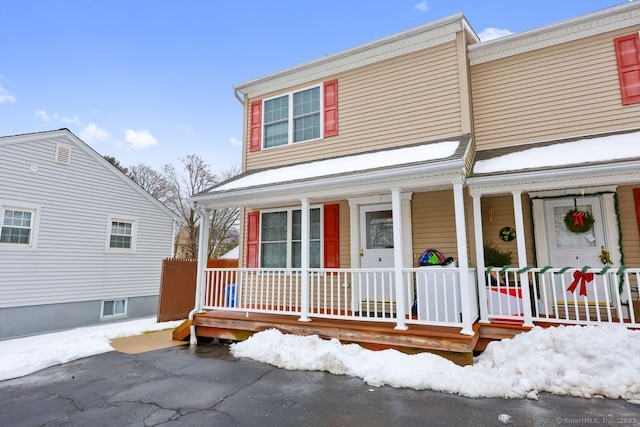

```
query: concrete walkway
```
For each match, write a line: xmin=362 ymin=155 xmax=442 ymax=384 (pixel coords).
xmin=0 ymin=343 xmax=638 ymax=426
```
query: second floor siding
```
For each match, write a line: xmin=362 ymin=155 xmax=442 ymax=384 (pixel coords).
xmin=471 ymin=25 xmax=640 ymax=150
xmin=244 ymin=39 xmax=467 ymax=172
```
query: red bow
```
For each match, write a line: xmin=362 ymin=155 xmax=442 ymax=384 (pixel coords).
xmin=567 ymin=270 xmax=593 ymax=297
xmin=572 ymin=211 xmax=584 ymax=226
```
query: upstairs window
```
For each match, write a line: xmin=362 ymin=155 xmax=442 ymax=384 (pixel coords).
xmin=1 ymin=208 xmax=34 ymax=245
xmin=264 ymin=86 xmax=321 ymax=148
xmin=250 ymin=80 xmax=338 ymax=152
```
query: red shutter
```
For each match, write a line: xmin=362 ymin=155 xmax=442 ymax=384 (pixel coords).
xmin=246 ymin=211 xmax=260 ymax=267
xmin=323 ymin=204 xmax=339 ymax=268
xmin=323 ymin=80 xmax=338 ymax=137
xmin=614 ymin=33 xmax=640 ymax=105
xmin=249 ymin=100 xmax=262 ymax=152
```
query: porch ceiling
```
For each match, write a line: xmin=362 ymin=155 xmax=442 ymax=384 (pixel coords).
xmin=191 ymin=135 xmax=471 ymax=209
xmin=467 ymin=128 xmax=640 ymax=195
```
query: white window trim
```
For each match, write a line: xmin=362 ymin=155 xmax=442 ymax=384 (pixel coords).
xmin=262 ymin=83 xmax=325 ymax=150
xmin=100 ymin=298 xmax=128 ymax=319
xmin=105 ymin=215 xmax=138 ymax=253
xmin=259 ymin=205 xmax=324 ymax=268
xmin=0 ymin=201 xmax=41 ymax=250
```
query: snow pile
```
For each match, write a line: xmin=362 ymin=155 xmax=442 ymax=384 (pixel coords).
xmin=230 ymin=325 xmax=640 ymax=403
xmin=0 ymin=317 xmax=182 ymax=381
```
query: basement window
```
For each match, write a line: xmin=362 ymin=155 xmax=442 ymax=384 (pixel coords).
xmin=101 ymin=299 xmax=127 ymax=318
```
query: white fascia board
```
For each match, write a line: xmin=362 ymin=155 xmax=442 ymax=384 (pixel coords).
xmin=234 ymin=14 xmax=468 ymax=99
xmin=467 ymin=161 xmax=640 ymax=196
xmin=191 ymin=160 xmax=466 ymax=209
xmin=468 ymin=2 xmax=640 ymax=65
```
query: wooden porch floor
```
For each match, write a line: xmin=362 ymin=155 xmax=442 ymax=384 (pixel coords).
xmin=186 ymin=310 xmax=535 ymax=366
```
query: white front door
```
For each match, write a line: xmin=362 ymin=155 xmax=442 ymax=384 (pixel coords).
xmin=543 ymin=196 xmax=609 ymax=306
xmin=544 ymin=197 xmax=605 ymax=269
xmin=357 ymin=204 xmax=395 ymax=314
xmin=360 ymin=204 xmax=394 ymax=269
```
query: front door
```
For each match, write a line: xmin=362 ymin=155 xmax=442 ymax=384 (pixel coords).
xmin=543 ymin=196 xmax=610 ymax=306
xmin=544 ymin=197 xmax=605 ymax=269
xmin=358 ymin=204 xmax=395 ymax=315
xmin=360 ymin=204 xmax=394 ymax=269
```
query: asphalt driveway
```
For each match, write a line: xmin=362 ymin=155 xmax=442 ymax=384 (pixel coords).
xmin=0 ymin=342 xmax=638 ymax=427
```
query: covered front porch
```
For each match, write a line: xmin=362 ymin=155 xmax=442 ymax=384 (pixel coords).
xmin=186 ymin=130 xmax=640 ymax=362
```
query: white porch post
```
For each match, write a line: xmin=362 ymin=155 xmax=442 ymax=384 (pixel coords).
xmin=391 ymin=188 xmax=408 ymax=330
xmin=299 ymin=197 xmax=311 ymax=322
xmin=189 ymin=204 xmax=211 ymax=345
xmin=472 ymin=193 xmax=489 ymax=324
xmin=453 ymin=183 xmax=474 ymax=335
xmin=512 ymin=191 xmax=534 ymax=326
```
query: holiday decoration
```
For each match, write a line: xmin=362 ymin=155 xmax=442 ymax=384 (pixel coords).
xmin=499 ymin=226 xmax=516 ymax=242
xmin=564 ymin=208 xmax=594 ymax=234
xmin=567 ymin=270 xmax=594 ymax=296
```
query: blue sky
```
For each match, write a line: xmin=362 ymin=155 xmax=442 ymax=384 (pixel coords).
xmin=0 ymin=0 xmax=626 ymax=173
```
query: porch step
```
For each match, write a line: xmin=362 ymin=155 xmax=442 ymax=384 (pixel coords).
xmin=172 ymin=319 xmax=192 ymax=341
xmin=474 ymin=322 xmax=533 ymax=351
xmin=193 ymin=310 xmax=480 ymax=366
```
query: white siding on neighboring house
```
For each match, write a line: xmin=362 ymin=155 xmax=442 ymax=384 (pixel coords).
xmin=0 ymin=130 xmax=176 ymax=337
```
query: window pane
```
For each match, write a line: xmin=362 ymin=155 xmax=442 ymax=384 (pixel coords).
xmin=264 ymin=122 xmax=289 ymax=148
xmin=103 ymin=300 xmax=114 ymax=315
xmin=0 ymin=227 xmax=30 ymax=244
xmin=292 ymin=210 xmax=301 ymax=240
xmin=293 ymin=114 xmax=320 ymax=142
xmin=261 ymin=242 xmax=287 ymax=268
xmin=553 ymin=206 xmax=596 ymax=248
xmin=310 ymin=208 xmax=321 ymax=240
xmin=114 ymin=299 xmax=126 ymax=314
xmin=262 ymin=212 xmax=287 ymax=241
xmin=310 ymin=241 xmax=321 ymax=268
xmin=366 ymin=211 xmax=394 ymax=249
xmin=1 ymin=210 xmax=33 ymax=245
xmin=264 ymin=95 xmax=288 ymax=123
xmin=292 ymin=241 xmax=301 ymax=268
xmin=293 ymin=87 xmax=319 ymax=116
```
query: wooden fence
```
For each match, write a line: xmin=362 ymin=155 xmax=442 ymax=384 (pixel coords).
xmin=157 ymin=257 xmax=238 ymax=322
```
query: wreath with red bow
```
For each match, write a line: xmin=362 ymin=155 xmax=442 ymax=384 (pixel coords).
xmin=563 ymin=208 xmax=594 ymax=234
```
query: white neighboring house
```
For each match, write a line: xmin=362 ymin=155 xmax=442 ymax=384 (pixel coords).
xmin=0 ymin=129 xmax=178 ymax=339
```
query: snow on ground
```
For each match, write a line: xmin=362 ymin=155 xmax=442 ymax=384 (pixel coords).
xmin=231 ymin=324 xmax=640 ymax=404
xmin=0 ymin=317 xmax=182 ymax=382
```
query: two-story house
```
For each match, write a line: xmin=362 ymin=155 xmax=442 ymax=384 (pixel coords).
xmin=186 ymin=2 xmax=640 ymax=361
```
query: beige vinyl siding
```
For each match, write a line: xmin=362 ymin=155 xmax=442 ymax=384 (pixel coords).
xmin=471 ymin=26 xmax=640 ymax=150
xmin=479 ymin=195 xmax=535 ymax=266
xmin=245 ymin=40 xmax=463 ymax=171
xmin=411 ymin=190 xmax=459 ymax=266
xmin=617 ymin=185 xmax=640 ymax=268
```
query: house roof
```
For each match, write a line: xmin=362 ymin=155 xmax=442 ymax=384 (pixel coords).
xmin=233 ymin=14 xmax=478 ymax=100
xmin=0 ymin=128 xmax=179 ymax=220
xmin=467 ymin=128 xmax=640 ymax=195
xmin=468 ymin=1 xmax=640 ymax=65
xmin=190 ymin=134 xmax=472 ymax=209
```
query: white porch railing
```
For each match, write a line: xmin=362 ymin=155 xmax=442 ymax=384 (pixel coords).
xmin=483 ymin=267 xmax=640 ymax=327
xmin=202 ymin=267 xmax=478 ymax=330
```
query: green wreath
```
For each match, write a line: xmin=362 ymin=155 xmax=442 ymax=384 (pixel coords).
xmin=564 ymin=209 xmax=594 ymax=234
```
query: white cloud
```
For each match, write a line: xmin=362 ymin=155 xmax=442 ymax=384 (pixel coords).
xmin=124 ymin=129 xmax=158 ymax=149
xmin=80 ymin=123 xmax=110 ymax=143
xmin=61 ymin=115 xmax=84 ymax=126
xmin=0 ymin=76 xmax=16 ymax=103
xmin=478 ymin=27 xmax=513 ymax=42
xmin=414 ymin=1 xmax=428 ymax=12
xmin=35 ymin=109 xmax=58 ymax=122
xmin=229 ymin=137 xmax=242 ymax=147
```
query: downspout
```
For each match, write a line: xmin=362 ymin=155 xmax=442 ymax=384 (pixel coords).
xmin=188 ymin=202 xmax=211 ymax=345
xmin=170 ymin=219 xmax=177 ymax=258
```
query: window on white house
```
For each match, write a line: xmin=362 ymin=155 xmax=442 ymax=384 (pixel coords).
xmin=1 ymin=208 xmax=35 ymax=245
xmin=261 ymin=207 xmax=321 ymax=268
xmin=263 ymin=86 xmax=321 ymax=148
xmin=107 ymin=217 xmax=137 ymax=251
xmin=102 ymin=299 xmax=127 ymax=318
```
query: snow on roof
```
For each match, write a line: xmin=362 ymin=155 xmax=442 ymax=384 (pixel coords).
xmin=211 ymin=139 xmax=461 ymax=194
xmin=473 ymin=130 xmax=640 ymax=175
